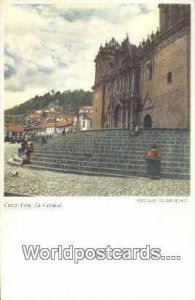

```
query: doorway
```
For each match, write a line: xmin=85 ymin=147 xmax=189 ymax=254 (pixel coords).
xmin=143 ymin=114 xmax=152 ymax=128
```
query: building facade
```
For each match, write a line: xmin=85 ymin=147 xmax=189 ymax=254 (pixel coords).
xmin=77 ymin=106 xmax=93 ymax=131
xmin=92 ymin=4 xmax=190 ymax=130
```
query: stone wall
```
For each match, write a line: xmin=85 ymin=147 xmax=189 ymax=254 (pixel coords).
xmin=140 ymin=31 xmax=190 ymax=129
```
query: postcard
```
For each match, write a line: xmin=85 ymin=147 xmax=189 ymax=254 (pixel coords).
xmin=1 ymin=0 xmax=195 ymax=299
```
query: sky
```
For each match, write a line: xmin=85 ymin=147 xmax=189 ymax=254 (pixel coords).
xmin=4 ymin=1 xmax=159 ymax=109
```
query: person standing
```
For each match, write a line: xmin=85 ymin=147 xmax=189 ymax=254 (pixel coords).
xmin=145 ymin=144 xmax=161 ymax=179
xmin=27 ymin=143 xmax=34 ymax=163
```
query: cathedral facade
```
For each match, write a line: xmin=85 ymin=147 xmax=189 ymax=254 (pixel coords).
xmin=92 ymin=4 xmax=191 ymax=130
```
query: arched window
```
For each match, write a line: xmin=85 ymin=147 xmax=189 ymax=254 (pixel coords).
xmin=146 ymin=62 xmax=152 ymax=80
xmin=149 ymin=65 xmax=152 ymax=80
xmin=144 ymin=114 xmax=152 ymax=128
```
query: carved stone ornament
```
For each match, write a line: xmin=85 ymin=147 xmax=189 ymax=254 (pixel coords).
xmin=143 ymin=93 xmax=154 ymax=110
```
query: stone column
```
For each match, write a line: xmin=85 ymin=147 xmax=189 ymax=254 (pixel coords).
xmin=121 ymin=105 xmax=125 ymax=128
xmin=111 ymin=112 xmax=115 ymax=128
xmin=131 ymin=70 xmax=135 ymax=91
xmin=109 ymin=112 xmax=112 ymax=128
xmin=125 ymin=104 xmax=129 ymax=128
xmin=126 ymin=72 xmax=129 ymax=92
xmin=130 ymin=98 xmax=134 ymax=130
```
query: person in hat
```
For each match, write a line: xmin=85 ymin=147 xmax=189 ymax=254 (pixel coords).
xmin=145 ymin=144 xmax=161 ymax=179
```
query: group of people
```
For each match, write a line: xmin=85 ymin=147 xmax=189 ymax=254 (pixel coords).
xmin=18 ymin=141 xmax=34 ymax=164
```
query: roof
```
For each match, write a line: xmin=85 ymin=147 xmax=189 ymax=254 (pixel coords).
xmin=25 ymin=121 xmax=72 ymax=131
xmin=80 ymin=106 xmax=93 ymax=110
xmin=5 ymin=124 xmax=26 ymax=133
xmin=56 ymin=121 xmax=72 ymax=128
xmin=25 ymin=124 xmax=44 ymax=131
xmin=28 ymin=115 xmax=42 ymax=120
xmin=62 ymin=114 xmax=76 ymax=118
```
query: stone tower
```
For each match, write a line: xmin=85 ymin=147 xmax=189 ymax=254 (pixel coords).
xmin=92 ymin=36 xmax=138 ymax=129
xmin=92 ymin=38 xmax=119 ymax=129
xmin=159 ymin=4 xmax=190 ymax=32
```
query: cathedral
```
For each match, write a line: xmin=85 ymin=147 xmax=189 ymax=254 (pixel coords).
xmin=92 ymin=4 xmax=191 ymax=130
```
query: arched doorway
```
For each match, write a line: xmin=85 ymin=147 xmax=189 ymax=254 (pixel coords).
xmin=144 ymin=114 xmax=152 ymax=128
xmin=114 ymin=105 xmax=122 ymax=128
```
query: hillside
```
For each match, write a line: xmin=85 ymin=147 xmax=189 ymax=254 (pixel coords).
xmin=5 ymin=90 xmax=93 ymax=116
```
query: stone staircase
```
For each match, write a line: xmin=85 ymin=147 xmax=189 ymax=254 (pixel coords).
xmin=14 ymin=128 xmax=189 ymax=179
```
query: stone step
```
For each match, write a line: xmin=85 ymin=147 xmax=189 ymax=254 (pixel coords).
xmin=31 ymin=152 xmax=189 ymax=163
xmin=30 ymin=160 xmax=189 ymax=179
xmin=30 ymin=156 xmax=189 ymax=173
xmin=31 ymin=157 xmax=146 ymax=167
xmin=12 ymin=129 xmax=190 ymax=179
xmin=44 ymin=141 xmax=190 ymax=152
xmin=48 ymin=129 xmax=188 ymax=137
xmin=37 ymin=137 xmax=190 ymax=145
xmin=13 ymin=155 xmax=22 ymax=163
xmin=46 ymin=141 xmax=189 ymax=149
xmin=34 ymin=143 xmax=189 ymax=151
xmin=31 ymin=159 xmax=146 ymax=169
xmin=8 ymin=157 xmax=189 ymax=180
xmin=37 ymin=150 xmax=189 ymax=158
xmin=37 ymin=146 xmax=189 ymax=153
xmin=47 ymin=133 xmax=189 ymax=141
xmin=31 ymin=160 xmax=147 ymax=176
xmin=32 ymin=154 xmax=189 ymax=169
xmin=37 ymin=136 xmax=189 ymax=144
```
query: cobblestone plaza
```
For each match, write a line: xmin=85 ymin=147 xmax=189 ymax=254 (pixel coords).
xmin=4 ymin=144 xmax=190 ymax=197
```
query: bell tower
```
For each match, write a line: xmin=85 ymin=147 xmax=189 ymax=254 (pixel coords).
xmin=94 ymin=38 xmax=118 ymax=83
xmin=159 ymin=4 xmax=190 ymax=33
xmin=92 ymin=39 xmax=119 ymax=129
